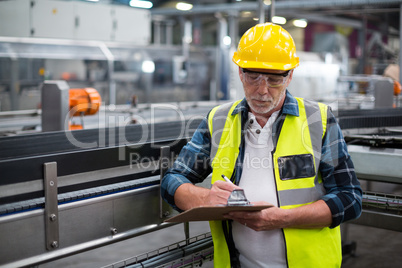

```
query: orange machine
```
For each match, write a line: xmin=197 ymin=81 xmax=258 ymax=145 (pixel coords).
xmin=69 ymin=88 xmax=101 ymax=130
xmin=394 ymin=81 xmax=401 ymax=96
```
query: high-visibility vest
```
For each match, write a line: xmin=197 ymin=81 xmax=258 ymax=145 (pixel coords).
xmin=207 ymin=98 xmax=341 ymax=268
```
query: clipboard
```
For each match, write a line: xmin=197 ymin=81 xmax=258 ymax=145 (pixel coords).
xmin=164 ymin=189 xmax=272 ymax=223
xmin=164 ymin=204 xmax=272 ymax=222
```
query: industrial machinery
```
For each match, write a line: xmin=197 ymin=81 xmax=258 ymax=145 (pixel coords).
xmin=41 ymin=81 xmax=102 ymax=131
xmin=338 ymin=108 xmax=402 ymax=232
xmin=0 ymin=118 xmax=205 ymax=267
xmin=1 ymin=104 xmax=402 ymax=267
xmin=0 ymin=36 xmax=214 ymax=113
xmin=68 ymin=87 xmax=101 ymax=130
xmin=337 ymin=75 xmax=399 ymax=110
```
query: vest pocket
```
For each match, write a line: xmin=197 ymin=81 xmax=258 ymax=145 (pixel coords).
xmin=278 ymin=154 xmax=315 ymax=180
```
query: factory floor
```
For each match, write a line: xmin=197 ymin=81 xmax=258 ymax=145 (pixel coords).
xmin=40 ymin=181 xmax=402 ymax=268
xmin=342 ymin=223 xmax=402 ymax=268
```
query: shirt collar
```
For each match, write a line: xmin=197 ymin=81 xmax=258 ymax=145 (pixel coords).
xmin=231 ymin=90 xmax=299 ymax=117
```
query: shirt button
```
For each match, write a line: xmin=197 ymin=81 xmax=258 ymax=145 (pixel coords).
xmin=256 ymin=129 xmax=261 ymax=134
xmin=250 ymin=119 xmax=254 ymax=124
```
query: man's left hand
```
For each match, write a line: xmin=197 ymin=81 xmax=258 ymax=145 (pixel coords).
xmin=224 ymin=201 xmax=287 ymax=231
xmin=224 ymin=199 xmax=332 ymax=230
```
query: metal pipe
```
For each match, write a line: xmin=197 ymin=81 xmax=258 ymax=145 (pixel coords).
xmin=357 ymin=16 xmax=367 ymax=74
xmin=271 ymin=0 xmax=276 ymax=21
xmin=282 ymin=12 xmax=363 ymax=28
xmin=258 ymin=0 xmax=265 ymax=23
xmin=400 ymin=3 xmax=402 ymax=83
xmin=151 ymin=0 xmax=402 ymax=16
xmin=4 ymin=222 xmax=180 ymax=268
xmin=182 ymin=20 xmax=192 ymax=59
xmin=99 ymin=43 xmax=115 ymax=105
xmin=215 ymin=13 xmax=229 ymax=100
xmin=228 ymin=11 xmax=238 ymax=48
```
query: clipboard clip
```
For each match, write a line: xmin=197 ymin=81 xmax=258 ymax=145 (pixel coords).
xmin=227 ymin=189 xmax=250 ymax=206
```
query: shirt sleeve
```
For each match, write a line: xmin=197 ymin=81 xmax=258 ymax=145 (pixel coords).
xmin=160 ymin=117 xmax=213 ymax=211
xmin=319 ymin=109 xmax=363 ymax=228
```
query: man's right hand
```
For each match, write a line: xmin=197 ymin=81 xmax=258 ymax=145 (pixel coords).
xmin=174 ymin=180 xmax=241 ymax=211
xmin=207 ymin=180 xmax=242 ymax=206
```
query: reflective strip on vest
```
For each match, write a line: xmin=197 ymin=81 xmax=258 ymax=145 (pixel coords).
xmin=275 ymin=98 xmax=327 ymax=206
xmin=208 ymin=101 xmax=240 ymax=164
xmin=304 ymin=99 xmax=323 ymax=176
xmin=207 ymin=100 xmax=242 ymax=268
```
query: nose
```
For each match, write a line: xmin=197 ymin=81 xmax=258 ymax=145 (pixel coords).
xmin=256 ymin=78 xmax=270 ymax=95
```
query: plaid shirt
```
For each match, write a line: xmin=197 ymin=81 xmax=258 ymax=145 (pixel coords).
xmin=161 ymin=91 xmax=362 ymax=228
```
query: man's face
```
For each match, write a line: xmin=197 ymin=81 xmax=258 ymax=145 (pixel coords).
xmin=239 ymin=67 xmax=293 ymax=117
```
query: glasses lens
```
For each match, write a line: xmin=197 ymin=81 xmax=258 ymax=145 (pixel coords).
xmin=243 ymin=71 xmax=287 ymax=87
xmin=267 ymin=75 xmax=285 ymax=87
xmin=244 ymin=72 xmax=261 ymax=85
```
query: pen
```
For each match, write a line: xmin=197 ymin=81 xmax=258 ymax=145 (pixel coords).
xmin=221 ymin=174 xmax=234 ymax=184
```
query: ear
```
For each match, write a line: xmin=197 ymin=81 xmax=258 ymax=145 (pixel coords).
xmin=286 ymin=69 xmax=294 ymax=86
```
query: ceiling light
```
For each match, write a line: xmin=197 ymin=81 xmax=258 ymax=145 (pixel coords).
xmin=293 ymin=19 xmax=308 ymax=28
xmin=272 ymin=16 xmax=286 ymax=25
xmin=142 ymin=60 xmax=155 ymax=73
xmin=223 ymin=36 xmax=231 ymax=46
xmin=129 ymin=0 xmax=153 ymax=9
xmin=241 ymin=11 xmax=252 ymax=17
xmin=264 ymin=0 xmax=271 ymax=5
xmin=176 ymin=2 xmax=193 ymax=11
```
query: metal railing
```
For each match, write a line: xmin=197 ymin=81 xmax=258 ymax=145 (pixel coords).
xmin=362 ymin=191 xmax=402 ymax=213
xmin=102 ymin=233 xmax=213 ymax=268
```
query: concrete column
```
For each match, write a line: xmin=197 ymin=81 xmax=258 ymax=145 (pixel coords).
xmin=165 ymin=21 xmax=174 ymax=45
xmin=10 ymin=58 xmax=19 ymax=110
xmin=153 ymin=21 xmax=161 ymax=45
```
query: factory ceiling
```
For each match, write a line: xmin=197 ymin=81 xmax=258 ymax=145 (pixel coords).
xmin=150 ymin=0 xmax=401 ymax=34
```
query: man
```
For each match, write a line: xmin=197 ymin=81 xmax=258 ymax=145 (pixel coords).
xmin=161 ymin=23 xmax=362 ymax=268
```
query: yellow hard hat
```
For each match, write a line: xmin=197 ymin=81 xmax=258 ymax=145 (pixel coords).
xmin=232 ymin=23 xmax=299 ymax=71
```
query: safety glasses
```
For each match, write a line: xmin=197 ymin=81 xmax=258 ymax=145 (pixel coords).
xmin=241 ymin=68 xmax=290 ymax=88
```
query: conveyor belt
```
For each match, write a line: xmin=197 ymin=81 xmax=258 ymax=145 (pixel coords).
xmin=0 ymin=119 xmax=202 ymax=160
xmin=0 ymin=182 xmax=180 ymax=266
xmin=102 ymin=233 xmax=213 ymax=268
xmin=362 ymin=191 xmax=402 ymax=213
xmin=0 ymin=176 xmax=159 ymax=216
xmin=345 ymin=132 xmax=402 ymax=149
xmin=0 ymin=123 xmax=196 ymax=205
xmin=0 ymin=119 xmax=206 ymax=266
xmin=352 ymin=191 xmax=402 ymax=232
xmin=0 ymin=123 xmax=202 ymax=267
xmin=337 ymin=108 xmax=402 ymax=130
xmin=0 ymin=118 xmax=201 ymax=204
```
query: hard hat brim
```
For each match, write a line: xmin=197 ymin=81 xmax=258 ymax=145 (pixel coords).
xmin=233 ymin=52 xmax=299 ymax=71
